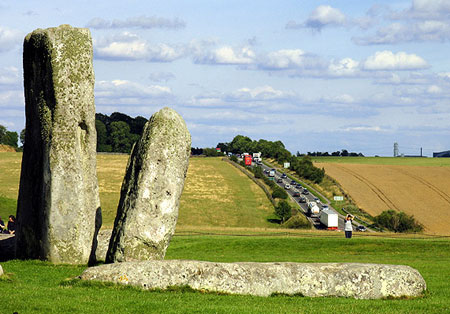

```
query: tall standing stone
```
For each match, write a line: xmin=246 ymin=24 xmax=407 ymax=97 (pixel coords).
xmin=106 ymin=107 xmax=191 ymax=263
xmin=16 ymin=25 xmax=101 ymax=264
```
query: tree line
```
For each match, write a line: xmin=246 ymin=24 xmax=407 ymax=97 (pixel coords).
xmin=0 ymin=125 xmax=21 ymax=149
xmin=220 ymin=135 xmax=325 ymax=184
xmin=95 ymin=113 xmax=148 ymax=153
xmin=305 ymin=150 xmax=364 ymax=157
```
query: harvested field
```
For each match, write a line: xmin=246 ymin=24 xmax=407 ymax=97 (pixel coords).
xmin=0 ymin=153 xmax=275 ymax=229
xmin=315 ymin=162 xmax=450 ymax=235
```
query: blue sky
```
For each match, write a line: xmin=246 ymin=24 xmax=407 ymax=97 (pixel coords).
xmin=1 ymin=0 xmax=449 ymax=156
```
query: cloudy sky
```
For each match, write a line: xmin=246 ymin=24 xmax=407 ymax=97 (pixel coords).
xmin=1 ymin=0 xmax=449 ymax=156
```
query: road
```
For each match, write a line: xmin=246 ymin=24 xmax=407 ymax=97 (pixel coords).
xmin=259 ymin=163 xmax=346 ymax=230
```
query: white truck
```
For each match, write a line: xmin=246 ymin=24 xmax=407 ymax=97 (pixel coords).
xmin=307 ymin=201 xmax=321 ymax=217
xmin=319 ymin=209 xmax=339 ymax=230
xmin=269 ymin=169 xmax=275 ymax=177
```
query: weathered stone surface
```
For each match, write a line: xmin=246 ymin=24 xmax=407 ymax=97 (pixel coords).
xmin=0 ymin=264 xmax=3 ymax=276
xmin=81 ymin=260 xmax=426 ymax=299
xmin=16 ymin=25 xmax=101 ymax=264
xmin=95 ymin=228 xmax=112 ymax=262
xmin=106 ymin=108 xmax=191 ymax=263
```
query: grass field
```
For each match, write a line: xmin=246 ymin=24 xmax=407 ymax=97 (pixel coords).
xmin=1 ymin=233 xmax=449 ymax=313
xmin=314 ymin=158 xmax=450 ymax=236
xmin=0 ymin=153 xmax=275 ymax=229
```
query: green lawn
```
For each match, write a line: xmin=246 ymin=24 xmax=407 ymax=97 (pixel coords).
xmin=1 ymin=234 xmax=449 ymax=313
xmin=312 ymin=156 xmax=450 ymax=167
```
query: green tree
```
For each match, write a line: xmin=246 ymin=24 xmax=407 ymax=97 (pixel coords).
xmin=275 ymin=200 xmax=292 ymax=223
xmin=229 ymin=135 xmax=253 ymax=154
xmin=272 ymin=186 xmax=288 ymax=199
xmin=109 ymin=121 xmax=132 ymax=153
xmin=374 ymin=210 xmax=423 ymax=233
xmin=0 ymin=125 xmax=6 ymax=144
xmin=3 ymin=131 xmax=18 ymax=147
xmin=253 ymin=165 xmax=263 ymax=179
xmin=95 ymin=120 xmax=110 ymax=152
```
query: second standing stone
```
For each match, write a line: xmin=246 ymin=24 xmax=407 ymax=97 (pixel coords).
xmin=106 ymin=107 xmax=191 ymax=263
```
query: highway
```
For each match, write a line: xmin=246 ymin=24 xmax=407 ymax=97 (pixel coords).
xmin=259 ymin=163 xmax=346 ymax=230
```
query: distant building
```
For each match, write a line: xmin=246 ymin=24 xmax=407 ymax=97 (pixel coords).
xmin=394 ymin=142 xmax=399 ymax=157
xmin=433 ymin=150 xmax=450 ymax=158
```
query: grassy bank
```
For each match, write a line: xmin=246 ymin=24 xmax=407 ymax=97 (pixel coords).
xmin=1 ymin=233 xmax=449 ymax=313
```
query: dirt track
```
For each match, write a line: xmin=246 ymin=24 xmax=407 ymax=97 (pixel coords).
xmin=316 ymin=163 xmax=450 ymax=236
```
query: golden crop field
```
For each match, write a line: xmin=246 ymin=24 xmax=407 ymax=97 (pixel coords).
xmin=0 ymin=153 xmax=275 ymax=230
xmin=315 ymin=162 xmax=450 ymax=236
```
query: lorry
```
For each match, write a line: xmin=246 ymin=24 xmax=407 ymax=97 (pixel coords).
xmin=307 ymin=201 xmax=321 ymax=217
xmin=319 ymin=209 xmax=339 ymax=230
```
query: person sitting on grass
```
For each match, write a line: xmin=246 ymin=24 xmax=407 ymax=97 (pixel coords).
xmin=6 ymin=215 xmax=16 ymax=235
xmin=0 ymin=216 xmax=5 ymax=233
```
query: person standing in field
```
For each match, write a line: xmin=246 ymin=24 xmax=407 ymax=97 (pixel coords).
xmin=344 ymin=214 xmax=353 ymax=238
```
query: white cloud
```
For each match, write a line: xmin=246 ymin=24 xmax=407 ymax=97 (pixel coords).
xmin=399 ymin=0 xmax=450 ymax=20
xmin=287 ymin=5 xmax=347 ymax=30
xmin=427 ymin=85 xmax=442 ymax=94
xmin=354 ymin=20 xmax=450 ymax=44
xmin=0 ymin=66 xmax=20 ymax=86
xmin=148 ymin=72 xmax=176 ymax=82
xmin=95 ymin=80 xmax=172 ymax=105
xmin=354 ymin=0 xmax=450 ymax=45
xmin=328 ymin=58 xmax=360 ymax=77
xmin=193 ymin=45 xmax=256 ymax=65
xmin=94 ymin=32 xmax=186 ymax=62
xmin=87 ymin=15 xmax=186 ymax=29
xmin=0 ymin=90 xmax=23 ymax=107
xmin=228 ymin=86 xmax=294 ymax=101
xmin=363 ymin=51 xmax=429 ymax=70
xmin=343 ymin=126 xmax=383 ymax=132
xmin=0 ymin=27 xmax=22 ymax=52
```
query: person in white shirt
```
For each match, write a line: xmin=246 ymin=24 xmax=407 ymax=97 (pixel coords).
xmin=344 ymin=214 xmax=353 ymax=238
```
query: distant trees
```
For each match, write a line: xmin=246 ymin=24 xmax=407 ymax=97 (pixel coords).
xmin=374 ymin=210 xmax=423 ymax=233
xmin=0 ymin=125 xmax=19 ymax=148
xmin=221 ymin=135 xmax=326 ymax=184
xmin=307 ymin=149 xmax=364 ymax=157
xmin=95 ymin=112 xmax=147 ymax=153
xmin=275 ymin=200 xmax=292 ymax=223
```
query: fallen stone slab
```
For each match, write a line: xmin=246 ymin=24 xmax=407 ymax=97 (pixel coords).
xmin=17 ymin=24 xmax=101 ymax=264
xmin=80 ymin=260 xmax=426 ymax=299
xmin=106 ymin=107 xmax=191 ymax=263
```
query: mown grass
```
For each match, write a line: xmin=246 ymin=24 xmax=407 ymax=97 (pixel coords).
xmin=178 ymin=157 xmax=275 ymax=229
xmin=1 ymin=234 xmax=449 ymax=313
xmin=312 ymin=156 xmax=450 ymax=167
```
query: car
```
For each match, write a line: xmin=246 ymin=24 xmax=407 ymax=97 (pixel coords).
xmin=290 ymin=180 xmax=296 ymax=185
xmin=284 ymin=184 xmax=291 ymax=190
xmin=314 ymin=197 xmax=319 ymax=202
xmin=296 ymin=183 xmax=302 ymax=188
xmin=299 ymin=196 xmax=306 ymax=203
xmin=281 ymin=173 xmax=287 ymax=179
xmin=356 ymin=225 xmax=367 ymax=232
xmin=302 ymin=189 xmax=309 ymax=195
xmin=293 ymin=191 xmax=300 ymax=197
xmin=277 ymin=178 xmax=283 ymax=183
xmin=322 ymin=204 xmax=329 ymax=210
